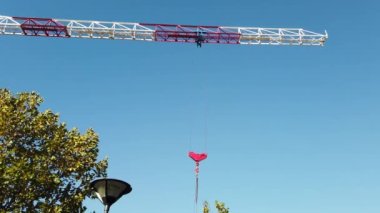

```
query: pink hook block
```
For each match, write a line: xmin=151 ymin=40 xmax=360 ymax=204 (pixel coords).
xmin=188 ymin=152 xmax=208 ymax=163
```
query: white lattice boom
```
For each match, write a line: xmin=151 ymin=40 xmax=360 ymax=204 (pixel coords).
xmin=0 ymin=15 xmax=328 ymax=46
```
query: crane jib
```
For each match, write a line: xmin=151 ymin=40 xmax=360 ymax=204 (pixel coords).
xmin=0 ymin=15 xmax=328 ymax=46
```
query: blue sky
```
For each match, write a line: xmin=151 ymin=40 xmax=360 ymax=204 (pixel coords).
xmin=1 ymin=0 xmax=380 ymax=212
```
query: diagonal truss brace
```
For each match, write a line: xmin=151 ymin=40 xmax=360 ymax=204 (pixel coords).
xmin=0 ymin=16 xmax=23 ymax=35
xmin=223 ymin=27 xmax=328 ymax=45
xmin=59 ymin=19 xmax=154 ymax=41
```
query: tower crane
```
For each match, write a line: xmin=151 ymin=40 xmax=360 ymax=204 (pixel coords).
xmin=0 ymin=14 xmax=328 ymax=213
xmin=0 ymin=15 xmax=327 ymax=47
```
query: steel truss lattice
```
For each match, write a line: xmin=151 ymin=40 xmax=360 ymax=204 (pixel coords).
xmin=0 ymin=15 xmax=328 ymax=46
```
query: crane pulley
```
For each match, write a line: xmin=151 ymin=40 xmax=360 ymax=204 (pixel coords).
xmin=0 ymin=15 xmax=328 ymax=47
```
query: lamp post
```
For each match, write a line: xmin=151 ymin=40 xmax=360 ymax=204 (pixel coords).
xmin=90 ymin=178 xmax=132 ymax=213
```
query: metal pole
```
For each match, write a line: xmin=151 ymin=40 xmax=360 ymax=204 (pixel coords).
xmin=104 ymin=205 xmax=110 ymax=213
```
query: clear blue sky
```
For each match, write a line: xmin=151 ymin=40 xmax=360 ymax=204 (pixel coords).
xmin=1 ymin=0 xmax=380 ymax=212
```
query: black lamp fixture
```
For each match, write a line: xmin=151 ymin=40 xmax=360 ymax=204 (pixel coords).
xmin=90 ymin=178 xmax=132 ymax=213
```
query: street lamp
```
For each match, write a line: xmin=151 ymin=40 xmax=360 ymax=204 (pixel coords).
xmin=90 ymin=178 xmax=132 ymax=213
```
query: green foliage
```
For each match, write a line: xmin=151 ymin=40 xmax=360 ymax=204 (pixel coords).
xmin=203 ymin=201 xmax=210 ymax=213
xmin=203 ymin=201 xmax=229 ymax=213
xmin=0 ymin=89 xmax=108 ymax=212
xmin=215 ymin=201 xmax=229 ymax=213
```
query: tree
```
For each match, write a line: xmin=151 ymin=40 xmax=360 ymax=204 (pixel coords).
xmin=203 ymin=201 xmax=210 ymax=213
xmin=203 ymin=201 xmax=229 ymax=213
xmin=215 ymin=201 xmax=229 ymax=213
xmin=0 ymin=89 xmax=108 ymax=212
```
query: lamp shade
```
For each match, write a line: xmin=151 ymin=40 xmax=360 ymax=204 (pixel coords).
xmin=90 ymin=178 xmax=132 ymax=207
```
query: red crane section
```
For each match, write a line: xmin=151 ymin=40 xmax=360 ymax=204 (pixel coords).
xmin=141 ymin=23 xmax=240 ymax=47
xmin=13 ymin=17 xmax=69 ymax=37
